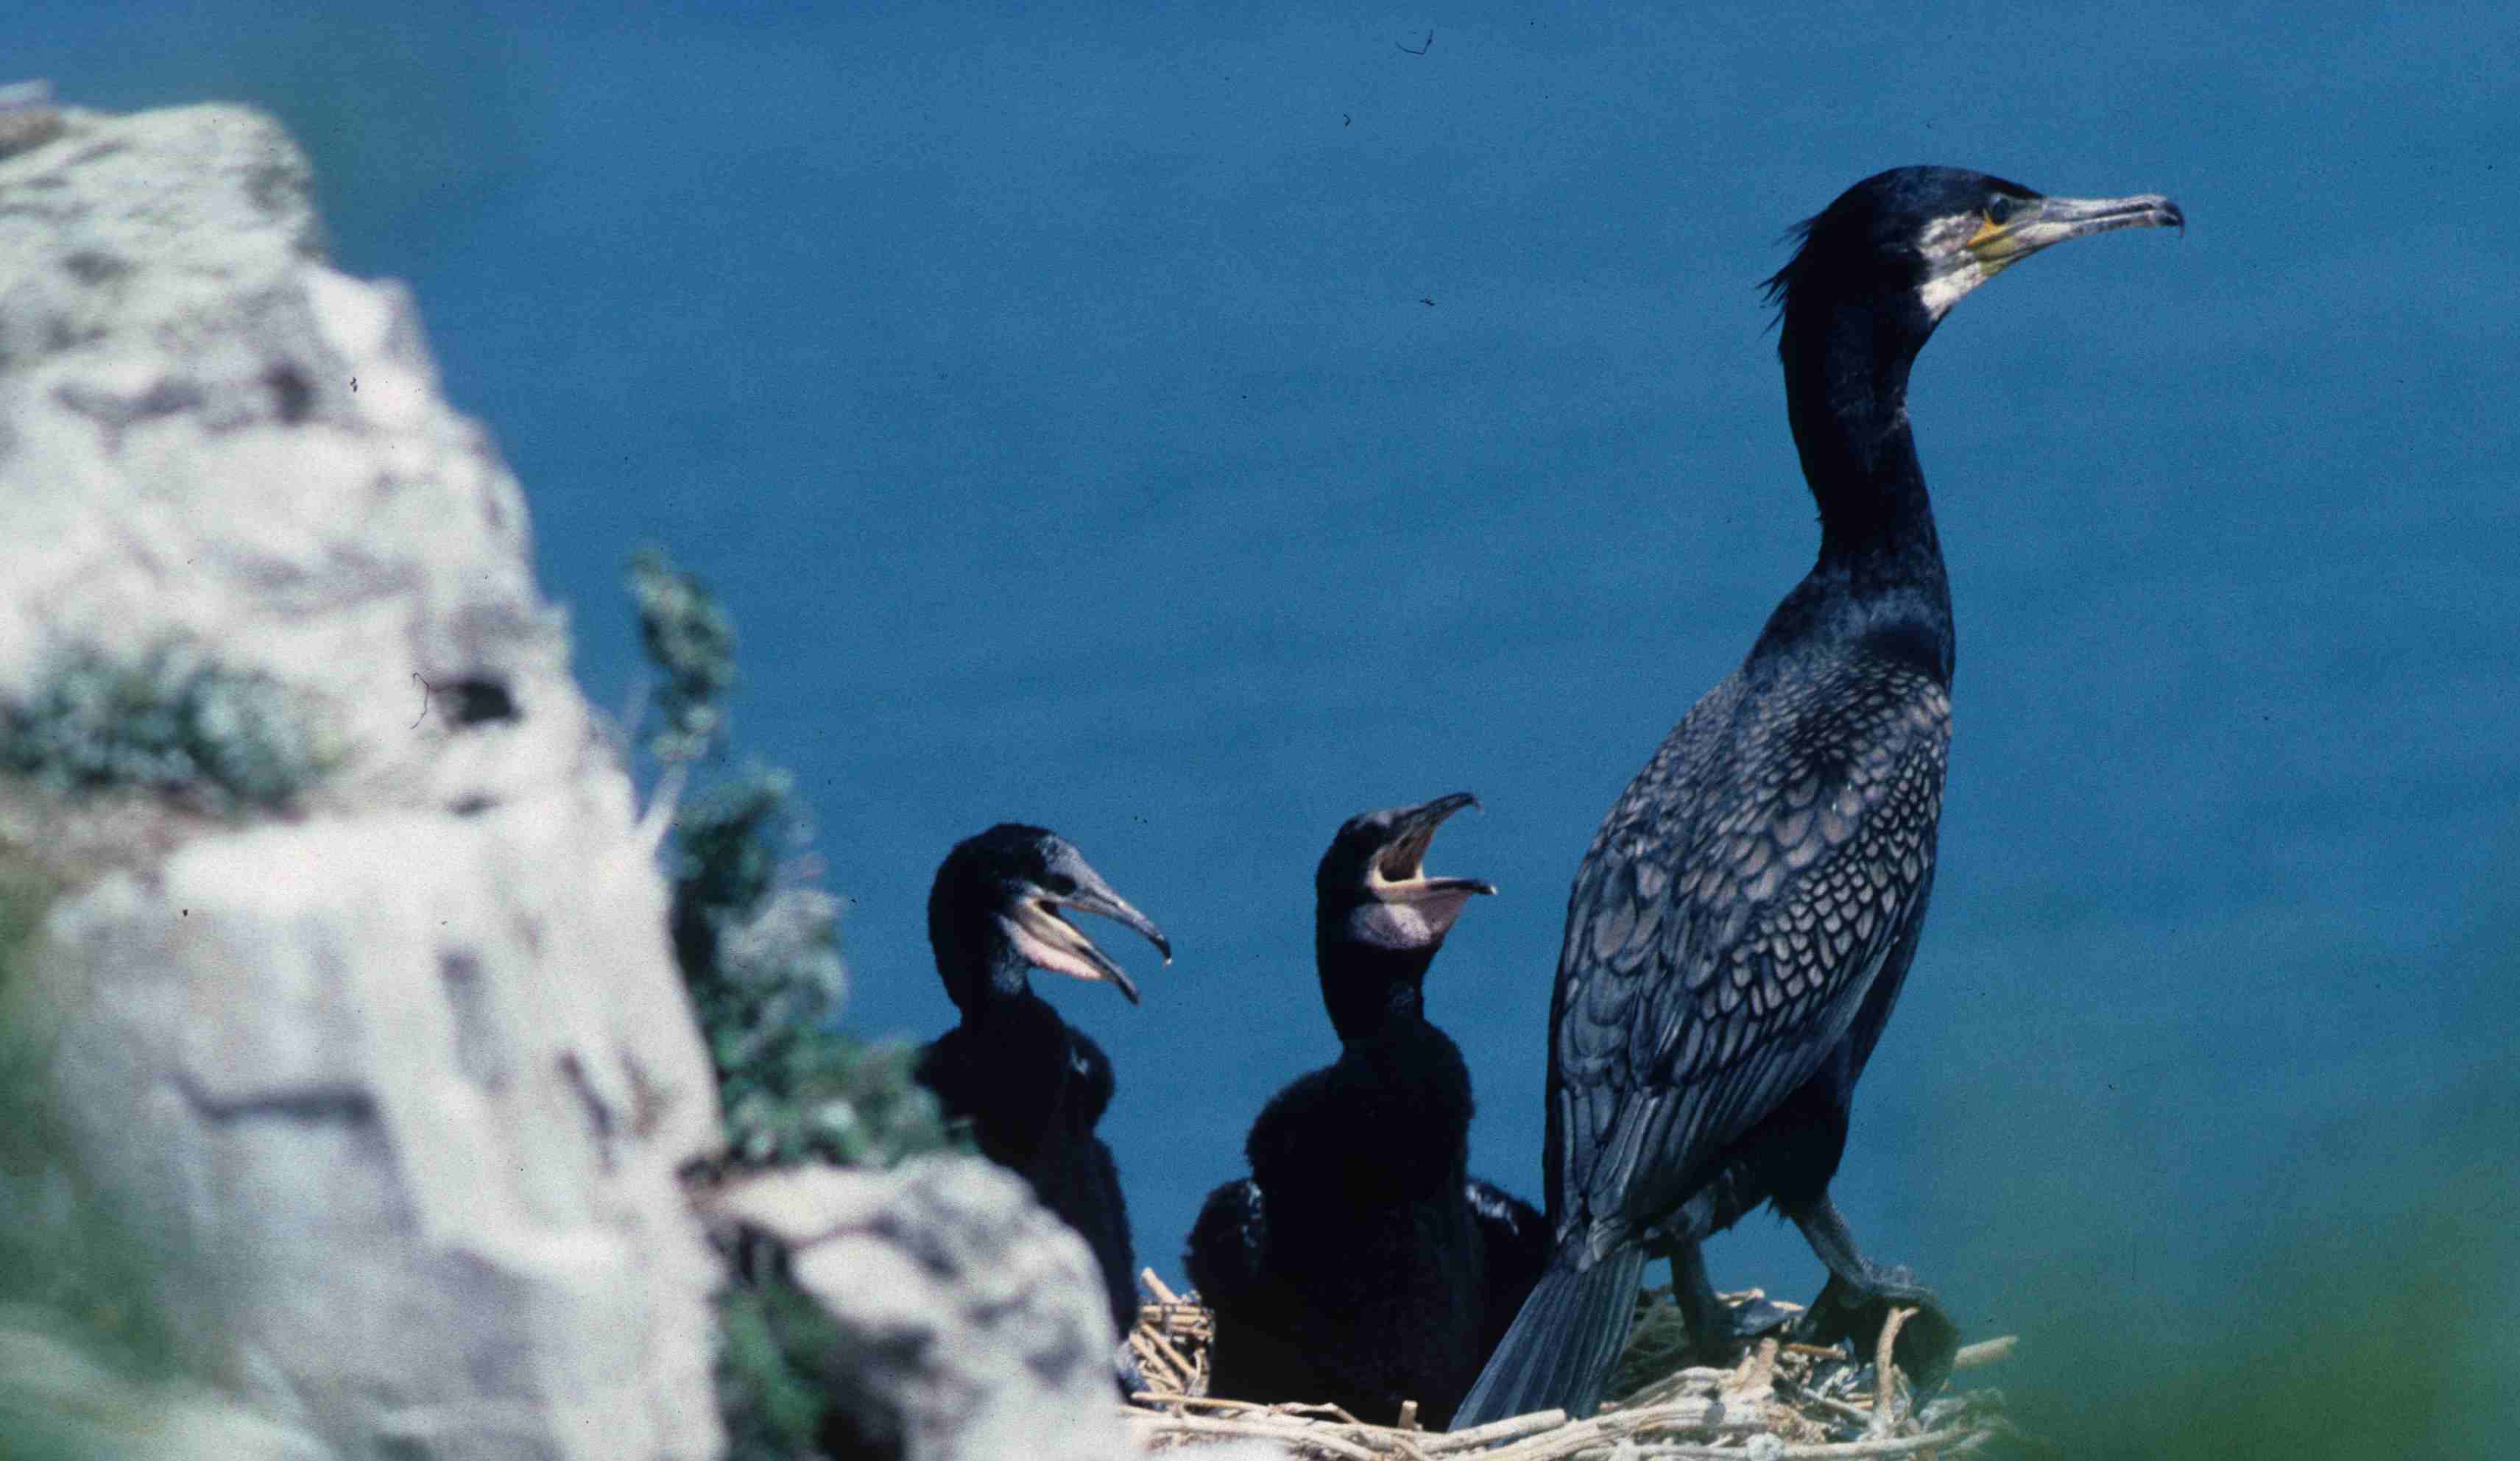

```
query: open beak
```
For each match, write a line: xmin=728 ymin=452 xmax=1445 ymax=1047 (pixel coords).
xmin=1366 ymin=791 xmax=1498 ymax=905
xmin=1966 ymin=191 xmax=2185 ymax=272
xmin=1003 ymin=867 xmax=1171 ymax=1005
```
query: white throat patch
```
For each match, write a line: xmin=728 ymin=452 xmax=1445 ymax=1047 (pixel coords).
xmin=1346 ymin=889 xmax=1478 ymax=950
xmin=1918 ymin=258 xmax=1991 ymax=319
xmin=1915 ymin=212 xmax=1992 ymax=320
xmin=1348 ymin=900 xmax=1446 ymax=949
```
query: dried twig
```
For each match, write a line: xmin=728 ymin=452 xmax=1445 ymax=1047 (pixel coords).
xmin=1134 ymin=1268 xmax=1214 ymax=1399
xmin=1868 ymin=1306 xmax=1914 ymax=1438
xmin=1779 ymin=1379 xmax=1875 ymax=1429
xmin=1136 ymin=1322 xmax=1201 ymax=1390
xmin=1424 ymin=1409 xmax=1567 ymax=1451
xmin=1126 ymin=1279 xmax=2016 ymax=1460
xmin=1726 ymin=1336 xmax=1780 ymax=1399
xmin=1599 ymin=1426 xmax=1997 ymax=1460
xmin=1123 ymin=1409 xmax=1383 ymax=1461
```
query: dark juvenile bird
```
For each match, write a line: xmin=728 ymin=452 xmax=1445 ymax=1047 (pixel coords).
xmin=1453 ymin=168 xmax=2183 ymax=1426
xmin=1187 ymin=794 xmax=1549 ymax=1428
xmin=916 ymin=824 xmax=1172 ymax=1337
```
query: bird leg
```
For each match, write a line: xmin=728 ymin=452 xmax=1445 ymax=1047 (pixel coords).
xmin=1664 ymin=1239 xmax=1797 ymax=1365
xmin=1783 ymin=1195 xmax=1960 ymax=1390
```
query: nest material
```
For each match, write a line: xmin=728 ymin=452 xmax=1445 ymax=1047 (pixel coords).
xmin=1131 ymin=1270 xmax=1215 ymax=1399
xmin=1126 ymin=1273 xmax=2021 ymax=1460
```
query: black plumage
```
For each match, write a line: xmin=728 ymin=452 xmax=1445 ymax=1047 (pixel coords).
xmin=915 ymin=824 xmax=1171 ymax=1337
xmin=1187 ymin=794 xmax=1549 ymax=1427
xmin=1453 ymin=168 xmax=2183 ymax=1427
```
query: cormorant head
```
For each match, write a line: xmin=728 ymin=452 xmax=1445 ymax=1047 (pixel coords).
xmin=1315 ymin=791 xmax=1497 ymax=956
xmin=928 ymin=823 xmax=1171 ymax=1011
xmin=1765 ymin=166 xmax=2184 ymax=340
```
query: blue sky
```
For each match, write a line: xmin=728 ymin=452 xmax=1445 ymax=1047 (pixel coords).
xmin=33 ymin=1 xmax=2520 ymax=1434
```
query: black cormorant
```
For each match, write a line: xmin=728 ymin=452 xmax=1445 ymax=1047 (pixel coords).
xmin=916 ymin=824 xmax=1172 ymax=1337
xmin=1186 ymin=793 xmax=1550 ymax=1427
xmin=1452 ymin=168 xmax=2183 ymax=1427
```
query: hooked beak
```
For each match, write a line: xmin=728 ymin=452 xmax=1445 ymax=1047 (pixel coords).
xmin=1003 ymin=870 xmax=1171 ymax=1005
xmin=1338 ymin=790 xmax=1496 ymax=954
xmin=1367 ymin=791 xmax=1498 ymax=905
xmin=1966 ymin=191 xmax=2185 ymax=272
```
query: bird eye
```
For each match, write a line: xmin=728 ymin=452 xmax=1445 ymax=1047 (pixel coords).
xmin=1042 ymin=872 xmax=1077 ymax=896
xmin=1984 ymin=195 xmax=2022 ymax=227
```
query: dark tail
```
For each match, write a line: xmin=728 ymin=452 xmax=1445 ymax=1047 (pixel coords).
xmin=1449 ymin=1245 xmax=1647 ymax=1430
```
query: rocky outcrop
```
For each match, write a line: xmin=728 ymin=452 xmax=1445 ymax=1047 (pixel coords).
xmin=0 ymin=95 xmax=1294 ymax=1461
xmin=0 ymin=102 xmax=578 ymax=815
xmin=0 ymin=101 xmax=724 ymax=1461
xmin=706 ymin=1159 xmax=1134 ymax=1461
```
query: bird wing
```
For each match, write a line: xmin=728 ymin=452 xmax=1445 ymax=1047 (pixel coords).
xmin=1548 ymin=659 xmax=1949 ymax=1237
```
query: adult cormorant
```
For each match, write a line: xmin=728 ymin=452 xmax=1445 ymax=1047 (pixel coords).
xmin=1452 ymin=168 xmax=2183 ymax=1427
xmin=916 ymin=824 xmax=1172 ymax=1337
xmin=1186 ymin=794 xmax=1549 ymax=1428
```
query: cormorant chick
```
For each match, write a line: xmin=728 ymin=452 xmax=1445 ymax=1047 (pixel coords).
xmin=917 ymin=824 xmax=1171 ymax=1337
xmin=1454 ymin=168 xmax=2184 ymax=1427
xmin=1187 ymin=793 xmax=1548 ymax=1427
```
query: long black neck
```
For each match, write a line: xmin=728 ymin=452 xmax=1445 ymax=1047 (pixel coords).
xmin=1775 ymin=295 xmax=1955 ymax=676
xmin=938 ymin=930 xmax=1038 ymax=1026
xmin=1314 ymin=921 xmax=1436 ymax=1044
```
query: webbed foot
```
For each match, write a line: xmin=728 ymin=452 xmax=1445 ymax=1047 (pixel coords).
xmin=1722 ymin=1292 xmax=1800 ymax=1345
xmin=1793 ymin=1267 xmax=1960 ymax=1391
xmin=1665 ymin=1239 xmax=1799 ymax=1369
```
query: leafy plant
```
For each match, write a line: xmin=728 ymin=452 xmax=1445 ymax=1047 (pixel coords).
xmin=0 ymin=640 xmax=322 ymax=812
xmin=628 ymin=548 xmax=962 ymax=1461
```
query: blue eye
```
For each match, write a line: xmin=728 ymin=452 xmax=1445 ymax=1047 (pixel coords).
xmin=1984 ymin=195 xmax=2024 ymax=226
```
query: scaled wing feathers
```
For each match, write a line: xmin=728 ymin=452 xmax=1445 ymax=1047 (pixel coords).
xmin=1551 ymin=660 xmax=1950 ymax=1236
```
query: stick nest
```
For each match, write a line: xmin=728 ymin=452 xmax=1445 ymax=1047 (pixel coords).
xmin=1125 ymin=1272 xmax=2022 ymax=1460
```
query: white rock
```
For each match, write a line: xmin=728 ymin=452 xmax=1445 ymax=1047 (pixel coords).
xmin=707 ymin=1158 xmax=1135 ymax=1461
xmin=1 ymin=102 xmax=724 ymax=1461
xmin=0 ymin=1321 xmax=331 ymax=1461
xmin=0 ymin=102 xmax=574 ymax=816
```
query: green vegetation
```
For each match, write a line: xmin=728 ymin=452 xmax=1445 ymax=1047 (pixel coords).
xmin=629 ymin=548 xmax=961 ymax=1460
xmin=629 ymin=546 xmax=738 ymax=767
xmin=668 ymin=770 xmax=956 ymax=1170
xmin=716 ymin=1271 xmax=855 ymax=1461
xmin=0 ymin=866 xmax=169 ymax=1377
xmin=0 ymin=640 xmax=322 ymax=812
xmin=0 ymin=864 xmax=303 ymax=1461
xmin=632 ymin=548 xmax=959 ymax=1175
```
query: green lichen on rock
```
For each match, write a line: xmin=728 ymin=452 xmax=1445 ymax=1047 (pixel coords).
xmin=0 ymin=641 xmax=322 ymax=813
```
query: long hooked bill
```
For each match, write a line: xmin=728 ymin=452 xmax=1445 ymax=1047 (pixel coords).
xmin=1371 ymin=790 xmax=1500 ymax=902
xmin=1005 ymin=873 xmax=1171 ymax=1005
xmin=1969 ymin=191 xmax=2185 ymax=266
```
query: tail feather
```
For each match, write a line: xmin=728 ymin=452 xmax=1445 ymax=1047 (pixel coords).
xmin=1450 ymin=1245 xmax=1648 ymax=1429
